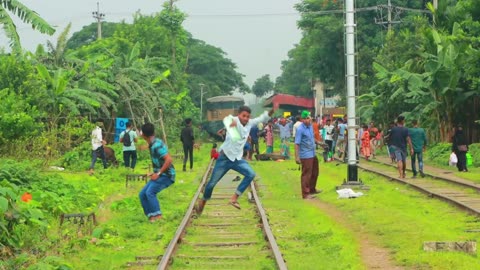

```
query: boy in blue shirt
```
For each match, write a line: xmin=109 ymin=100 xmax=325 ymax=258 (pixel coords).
xmin=139 ymin=123 xmax=175 ymax=222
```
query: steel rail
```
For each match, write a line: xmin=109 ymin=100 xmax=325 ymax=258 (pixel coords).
xmin=364 ymin=157 xmax=480 ymax=192
xmin=157 ymin=158 xmax=214 ymax=270
xmin=354 ymin=162 xmax=480 ymax=216
xmin=250 ymin=182 xmax=289 ymax=270
xmin=157 ymin=159 xmax=288 ymax=269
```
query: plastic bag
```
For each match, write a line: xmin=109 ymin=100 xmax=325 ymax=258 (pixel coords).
xmin=223 ymin=115 xmax=241 ymax=142
xmin=466 ymin=152 xmax=473 ymax=166
xmin=336 ymin=188 xmax=364 ymax=199
xmin=449 ymin=152 xmax=458 ymax=166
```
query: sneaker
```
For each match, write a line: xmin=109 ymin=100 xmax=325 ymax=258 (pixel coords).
xmin=303 ymin=195 xmax=317 ymax=200
xmin=310 ymin=190 xmax=323 ymax=195
xmin=412 ymin=175 xmax=417 ymax=179
xmin=420 ymin=171 xmax=425 ymax=178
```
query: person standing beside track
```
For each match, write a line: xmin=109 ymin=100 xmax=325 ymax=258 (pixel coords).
xmin=390 ymin=116 xmax=414 ymax=178
xmin=324 ymin=119 xmax=335 ymax=161
xmin=452 ymin=126 xmax=469 ymax=172
xmin=196 ymin=106 xmax=274 ymax=214
xmin=180 ymin=118 xmax=195 ymax=172
xmin=295 ymin=111 xmax=322 ymax=199
xmin=409 ymin=120 xmax=427 ymax=178
xmin=248 ymin=124 xmax=260 ymax=159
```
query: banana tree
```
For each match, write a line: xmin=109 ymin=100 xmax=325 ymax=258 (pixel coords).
xmin=0 ymin=0 xmax=55 ymax=53
xmin=36 ymin=64 xmax=106 ymax=129
xmin=389 ymin=24 xmax=477 ymax=141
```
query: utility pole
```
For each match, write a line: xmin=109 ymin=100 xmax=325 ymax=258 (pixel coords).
xmin=92 ymin=2 xmax=105 ymax=40
xmin=199 ymin=83 xmax=206 ymax=123
xmin=387 ymin=0 xmax=392 ymax=32
xmin=344 ymin=0 xmax=359 ymax=184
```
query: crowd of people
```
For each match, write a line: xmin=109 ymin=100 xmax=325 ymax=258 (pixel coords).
xmin=86 ymin=109 xmax=472 ymax=222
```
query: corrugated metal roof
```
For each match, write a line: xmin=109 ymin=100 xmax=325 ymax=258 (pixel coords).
xmin=207 ymin=96 xmax=244 ymax=103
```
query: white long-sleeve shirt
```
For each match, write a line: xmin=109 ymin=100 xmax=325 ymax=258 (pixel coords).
xmin=91 ymin=126 xmax=103 ymax=150
xmin=220 ymin=111 xmax=270 ymax=161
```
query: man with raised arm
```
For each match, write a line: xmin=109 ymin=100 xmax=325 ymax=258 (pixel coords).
xmin=197 ymin=106 xmax=273 ymax=213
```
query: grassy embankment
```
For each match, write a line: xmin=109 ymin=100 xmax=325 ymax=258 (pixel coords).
xmin=254 ymin=159 xmax=480 ymax=270
xmin=65 ymin=147 xmax=211 ymax=269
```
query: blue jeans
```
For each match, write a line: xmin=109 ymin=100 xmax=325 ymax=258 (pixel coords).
xmin=90 ymin=146 xmax=107 ymax=170
xmin=203 ymin=153 xmax=255 ymax=200
xmin=411 ymin=151 xmax=424 ymax=175
xmin=123 ymin=150 xmax=137 ymax=169
xmin=139 ymin=175 xmax=174 ymax=217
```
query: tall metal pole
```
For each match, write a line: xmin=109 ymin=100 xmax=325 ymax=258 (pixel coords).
xmin=387 ymin=0 xmax=392 ymax=32
xmin=199 ymin=83 xmax=205 ymax=123
xmin=345 ymin=0 xmax=358 ymax=182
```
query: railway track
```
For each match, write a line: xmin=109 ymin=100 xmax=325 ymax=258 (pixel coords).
xmin=341 ymin=158 xmax=480 ymax=216
xmin=155 ymin=159 xmax=288 ymax=270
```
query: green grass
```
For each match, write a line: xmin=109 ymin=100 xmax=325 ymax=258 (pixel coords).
xmin=253 ymin=158 xmax=480 ymax=269
xmin=64 ymin=148 xmax=211 ymax=269
xmin=253 ymin=160 xmax=364 ymax=270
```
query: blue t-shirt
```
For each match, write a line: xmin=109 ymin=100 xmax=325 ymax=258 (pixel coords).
xmin=250 ymin=126 xmax=259 ymax=143
xmin=295 ymin=123 xmax=316 ymax=159
xmin=390 ymin=126 xmax=409 ymax=151
xmin=149 ymin=138 xmax=175 ymax=181
xmin=338 ymin=123 xmax=347 ymax=137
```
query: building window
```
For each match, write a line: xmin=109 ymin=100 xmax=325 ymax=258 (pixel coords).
xmin=212 ymin=110 xmax=219 ymax=119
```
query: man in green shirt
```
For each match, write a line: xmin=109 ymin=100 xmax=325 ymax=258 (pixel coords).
xmin=409 ymin=120 xmax=427 ymax=178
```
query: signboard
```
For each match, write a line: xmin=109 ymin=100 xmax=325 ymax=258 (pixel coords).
xmin=114 ymin=118 xmax=129 ymax=143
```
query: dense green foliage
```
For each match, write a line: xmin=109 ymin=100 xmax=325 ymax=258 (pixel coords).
xmin=0 ymin=0 xmax=55 ymax=53
xmin=277 ymin=0 xmax=480 ymax=143
xmin=0 ymin=3 xmax=248 ymax=159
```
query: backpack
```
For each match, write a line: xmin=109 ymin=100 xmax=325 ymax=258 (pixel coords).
xmin=123 ymin=130 xmax=132 ymax=147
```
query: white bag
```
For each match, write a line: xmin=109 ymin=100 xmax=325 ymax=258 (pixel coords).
xmin=336 ymin=188 xmax=364 ymax=199
xmin=449 ymin=152 xmax=458 ymax=166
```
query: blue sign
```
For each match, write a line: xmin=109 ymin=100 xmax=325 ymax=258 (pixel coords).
xmin=114 ymin=118 xmax=129 ymax=143
xmin=116 ymin=118 xmax=129 ymax=129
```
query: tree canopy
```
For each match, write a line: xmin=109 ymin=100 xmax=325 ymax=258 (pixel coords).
xmin=252 ymin=74 xmax=274 ymax=97
xmin=276 ymin=0 xmax=480 ymax=142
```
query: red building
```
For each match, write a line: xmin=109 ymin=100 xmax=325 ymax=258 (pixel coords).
xmin=263 ymin=93 xmax=315 ymax=113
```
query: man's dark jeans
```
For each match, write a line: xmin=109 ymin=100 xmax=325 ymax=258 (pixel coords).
xmin=183 ymin=144 xmax=193 ymax=170
xmin=123 ymin=150 xmax=137 ymax=169
xmin=90 ymin=146 xmax=107 ymax=170
xmin=411 ymin=151 xmax=424 ymax=176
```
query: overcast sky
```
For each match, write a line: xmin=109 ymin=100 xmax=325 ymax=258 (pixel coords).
xmin=1 ymin=0 xmax=302 ymax=88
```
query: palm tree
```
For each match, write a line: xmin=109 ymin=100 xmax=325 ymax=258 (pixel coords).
xmin=0 ymin=0 xmax=55 ymax=53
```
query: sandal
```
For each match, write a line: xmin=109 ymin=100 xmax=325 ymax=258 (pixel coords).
xmin=229 ymin=201 xmax=241 ymax=210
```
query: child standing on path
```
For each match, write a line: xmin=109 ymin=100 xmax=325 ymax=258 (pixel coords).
xmin=264 ymin=120 xmax=274 ymax=154
xmin=197 ymin=106 xmax=273 ymax=213
xmin=139 ymin=123 xmax=175 ymax=222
